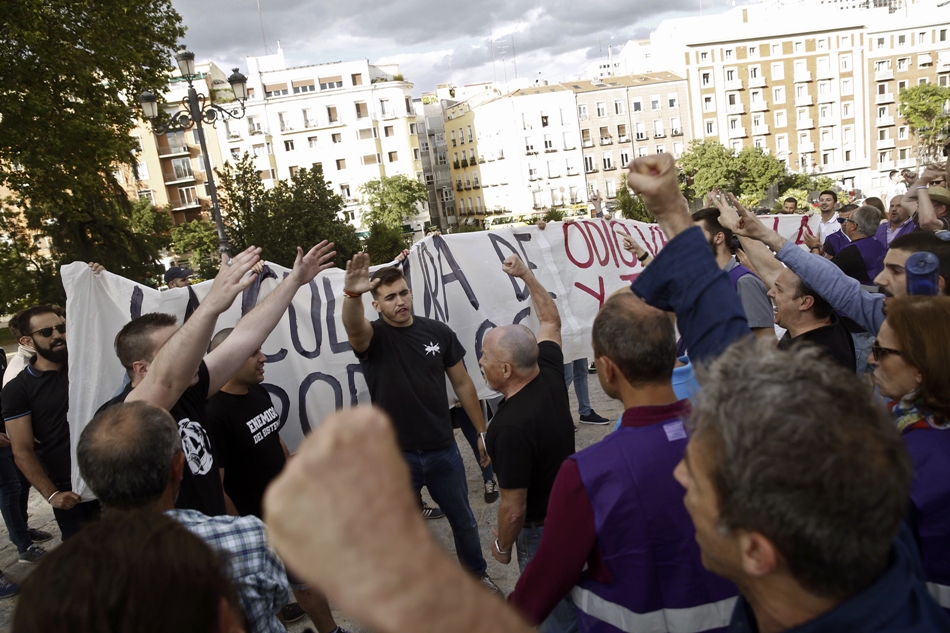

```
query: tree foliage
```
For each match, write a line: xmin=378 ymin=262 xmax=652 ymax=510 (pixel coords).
xmin=678 ymin=141 xmax=789 ymax=206
xmin=364 ymin=222 xmax=406 ymax=265
xmin=171 ymin=219 xmax=219 ymax=280
xmin=898 ymin=84 xmax=950 ymax=167
xmin=542 ymin=208 xmax=565 ymax=222
xmin=217 ymin=158 xmax=361 ymax=269
xmin=615 ymin=179 xmax=655 ymax=223
xmin=359 ymin=174 xmax=428 ymax=229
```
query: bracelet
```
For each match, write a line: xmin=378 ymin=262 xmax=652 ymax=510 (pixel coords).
xmin=47 ymin=491 xmax=60 ymax=503
xmin=342 ymin=288 xmax=362 ymax=298
xmin=494 ymin=538 xmax=510 ymax=555
xmin=916 ymin=185 xmax=929 ymax=190
xmin=637 ymin=252 xmax=649 ymax=262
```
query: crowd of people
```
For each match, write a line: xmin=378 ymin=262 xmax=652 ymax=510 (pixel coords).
xmin=1 ymin=152 xmax=950 ymax=633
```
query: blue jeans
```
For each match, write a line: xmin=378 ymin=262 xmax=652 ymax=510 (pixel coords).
xmin=564 ymin=359 xmax=591 ymax=416
xmin=403 ymin=445 xmax=487 ymax=576
xmin=0 ymin=446 xmax=33 ymax=552
xmin=517 ymin=525 xmax=580 ymax=633
xmin=452 ymin=407 xmax=494 ymax=482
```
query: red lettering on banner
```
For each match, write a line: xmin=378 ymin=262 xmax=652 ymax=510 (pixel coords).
xmin=581 ymin=221 xmax=612 ymax=267
xmin=564 ymin=221 xmax=594 ymax=269
xmin=619 ymin=273 xmax=639 ymax=284
xmin=772 ymin=217 xmax=780 ymax=232
xmin=793 ymin=215 xmax=811 ymax=245
xmin=611 ymin=222 xmax=638 ymax=267
xmin=575 ymin=276 xmax=606 ymax=307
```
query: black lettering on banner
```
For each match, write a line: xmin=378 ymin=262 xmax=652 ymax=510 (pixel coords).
xmin=130 ymin=287 xmax=143 ymax=320
xmin=346 ymin=363 xmax=364 ymax=407
xmin=474 ymin=319 xmax=497 ymax=361
xmin=286 ymin=274 xmax=323 ymax=359
xmin=488 ymin=233 xmax=529 ymax=301
xmin=262 ymin=383 xmax=290 ymax=431
xmin=419 ymin=236 xmax=480 ymax=321
xmin=513 ymin=307 xmax=532 ymax=324
xmin=323 ymin=277 xmax=352 ymax=354
xmin=418 ymin=242 xmax=446 ymax=322
xmin=512 ymin=232 xmax=540 ymax=271
xmin=241 ymin=264 xmax=279 ymax=315
xmin=298 ymin=372 xmax=343 ymax=433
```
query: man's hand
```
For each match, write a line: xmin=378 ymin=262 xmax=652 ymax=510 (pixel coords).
xmin=477 ymin=436 xmax=490 ymax=468
xmin=733 ymin=195 xmax=786 ymax=252
xmin=0 ymin=433 xmax=10 ymax=450
xmin=344 ymin=253 xmax=381 ymax=296
xmin=490 ymin=527 xmax=512 ymax=565
xmin=501 ymin=254 xmax=531 ymax=279
xmin=802 ymin=231 xmax=821 ymax=251
xmin=625 ymin=154 xmax=691 ymax=237
xmin=50 ymin=491 xmax=81 ymax=510
xmin=919 ymin=165 xmax=944 ymax=187
xmin=87 ymin=262 xmax=105 ymax=275
xmin=288 ymin=241 xmax=337 ymax=286
xmin=613 ymin=228 xmax=646 ymax=257
xmin=705 ymin=188 xmax=741 ymax=230
xmin=202 ymin=246 xmax=263 ymax=314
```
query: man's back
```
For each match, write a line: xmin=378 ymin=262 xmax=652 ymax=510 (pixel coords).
xmin=778 ymin=315 xmax=856 ymax=371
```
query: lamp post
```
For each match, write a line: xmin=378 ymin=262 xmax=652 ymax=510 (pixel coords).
xmin=139 ymin=48 xmax=248 ymax=256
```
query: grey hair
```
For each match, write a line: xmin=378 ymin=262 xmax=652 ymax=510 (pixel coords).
xmin=689 ymin=340 xmax=912 ymax=599
xmin=77 ymin=401 xmax=183 ymax=510
xmin=852 ymin=205 xmax=882 ymax=237
xmin=491 ymin=324 xmax=539 ymax=372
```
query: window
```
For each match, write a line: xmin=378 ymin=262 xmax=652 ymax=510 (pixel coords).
xmin=670 ymin=117 xmax=681 ymax=134
xmin=252 ymin=144 xmax=266 ymax=157
xmin=293 ymin=81 xmax=315 ymax=95
xmin=599 ymin=126 xmax=610 ymax=142
xmin=327 ymin=106 xmax=339 ymax=123
xmin=413 ymin=148 xmax=421 ymax=160
xmin=358 ymin=128 xmax=374 ymax=140
xmin=284 ymin=140 xmax=295 ymax=151
xmin=636 ymin=122 xmax=646 ymax=140
xmin=603 ymin=153 xmax=614 ymax=170
xmin=841 ymin=78 xmax=852 ymax=95
xmin=384 ymin=126 xmax=394 ymax=137
xmin=336 ymin=158 xmax=346 ymax=170
xmin=749 ymin=45 xmax=758 ymax=58
xmin=620 ymin=149 xmax=630 ymax=166
xmin=729 ymin=117 xmax=740 ymax=130
xmin=584 ymin=155 xmax=595 ymax=172
xmin=771 ymin=62 xmax=785 ymax=81
xmin=941 ymin=29 xmax=947 ymax=42
xmin=544 ymin=134 xmax=554 ymax=149
xmin=170 ymin=157 xmax=192 ymax=179
xmin=651 ymin=95 xmax=661 ymax=110
xmin=775 ymin=110 xmax=787 ymax=128
xmin=230 ymin=148 xmax=241 ymax=160
xmin=818 ymin=80 xmax=831 ymax=96
xmin=878 ymin=105 xmax=888 ymax=118
xmin=773 ymin=86 xmax=786 ymax=103
xmin=919 ymin=77 xmax=929 ymax=85
xmin=703 ymin=96 xmax=715 ymax=112
xmin=355 ymin=102 xmax=369 ymax=119
xmin=701 ymin=72 xmax=712 ymax=86
xmin=340 ymin=184 xmax=350 ymax=198
xmin=843 ymin=126 xmax=854 ymax=143
xmin=705 ymin=119 xmax=716 ymax=135
xmin=617 ymin=124 xmax=628 ymax=141
xmin=918 ymin=31 xmax=927 ymax=45
xmin=794 ymin=41 xmax=803 ymax=53
xmin=725 ymin=68 xmax=736 ymax=81
xmin=637 ymin=146 xmax=648 ymax=157
xmin=319 ymin=76 xmax=343 ymax=90
xmin=817 ymin=38 xmax=827 ymax=51
xmin=596 ymin=102 xmax=607 ymax=117
xmin=467 ymin=125 xmax=473 ymax=142
xmin=581 ymin=129 xmax=592 ymax=147
xmin=137 ymin=190 xmax=154 ymax=203
xmin=749 ymin=65 xmax=760 ymax=79
xmin=725 ymin=48 xmax=733 ymax=60
xmin=899 ymin=126 xmax=909 ymax=140
xmin=541 ymin=112 xmax=550 ymax=127
xmin=819 ymin=105 xmax=831 ymax=120
xmin=632 ymin=98 xmax=642 ymax=112
xmin=548 ymin=160 xmax=560 ymax=178
xmin=876 ymin=37 xmax=885 ymax=50
xmin=614 ymin=100 xmax=624 ymax=115
xmin=898 ymin=80 xmax=908 ymax=92
xmin=898 ymin=58 xmax=909 ymax=71
xmin=842 ymin=102 xmax=852 ymax=118
xmin=388 ymin=151 xmax=398 ymax=162
xmin=265 ymin=83 xmax=288 ymax=98
xmin=361 ymin=154 xmax=378 ymax=165
xmin=436 ymin=151 xmax=447 ymax=165
xmin=700 ymin=51 xmax=709 ymax=61
xmin=578 ymin=104 xmax=589 ymax=120
xmin=526 ymin=137 xmax=535 ymax=152
xmin=898 ymin=34 xmax=906 ymax=47
xmin=563 ymin=132 xmax=575 ymax=149
xmin=350 ymin=73 xmax=363 ymax=86
xmin=560 ymin=108 xmax=570 ymax=125
xmin=380 ymin=99 xmax=392 ymax=117
xmin=840 ymin=54 xmax=852 ymax=72
xmin=776 ymin=134 xmax=788 ymax=152
xmin=673 ymin=142 xmax=684 ymax=158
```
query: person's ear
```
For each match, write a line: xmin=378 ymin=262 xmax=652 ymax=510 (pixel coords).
xmin=171 ymin=451 xmax=185 ymax=484
xmin=131 ymin=359 xmax=150 ymax=378
xmin=371 ymin=300 xmax=380 ymax=313
xmin=738 ymin=531 xmax=779 ymax=579
xmin=799 ymin=294 xmax=815 ymax=312
xmin=598 ymin=356 xmax=619 ymax=385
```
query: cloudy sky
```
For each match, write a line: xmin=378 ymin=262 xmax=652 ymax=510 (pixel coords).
xmin=172 ymin=0 xmax=748 ymax=96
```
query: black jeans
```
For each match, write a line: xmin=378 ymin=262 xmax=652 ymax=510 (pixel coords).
xmin=52 ymin=499 xmax=101 ymax=541
xmin=0 ymin=446 xmax=33 ymax=552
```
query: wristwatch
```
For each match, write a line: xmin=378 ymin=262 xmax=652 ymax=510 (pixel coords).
xmin=479 ymin=432 xmax=487 ymax=445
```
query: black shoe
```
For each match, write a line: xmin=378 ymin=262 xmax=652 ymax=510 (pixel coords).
xmin=281 ymin=603 xmax=306 ymax=623
xmin=587 ymin=361 xmax=597 ymax=374
xmin=28 ymin=528 xmax=52 ymax=543
xmin=484 ymin=479 xmax=499 ymax=504
xmin=422 ymin=502 xmax=444 ymax=520
xmin=579 ymin=411 xmax=610 ymax=425
xmin=479 ymin=575 xmax=503 ymax=596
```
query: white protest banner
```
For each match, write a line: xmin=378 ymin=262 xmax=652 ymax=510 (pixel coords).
xmin=64 ymin=214 xmax=815 ymax=496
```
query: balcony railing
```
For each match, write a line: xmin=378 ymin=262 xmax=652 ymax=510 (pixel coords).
xmin=876 ymin=138 xmax=895 ymax=149
xmin=875 ymin=69 xmax=894 ymax=81
xmin=582 ymin=140 xmax=594 ymax=148
xmin=876 ymin=115 xmax=895 ymax=126
xmin=157 ymin=144 xmax=189 ymax=157
xmin=794 ymin=71 xmax=812 ymax=82
xmin=795 ymin=95 xmax=813 ymax=106
xmin=752 ymin=124 xmax=770 ymax=135
xmin=671 ymin=129 xmax=683 ymax=137
xmin=725 ymin=79 xmax=744 ymax=90
xmin=749 ymin=76 xmax=767 ymax=88
xmin=876 ymin=92 xmax=895 ymax=104
xmin=818 ymin=91 xmax=837 ymax=103
xmin=727 ymin=103 xmax=745 ymax=114
xmin=750 ymin=101 xmax=769 ymax=112
xmin=635 ymin=133 xmax=647 ymax=141
xmin=600 ymin=137 xmax=612 ymax=145
xmin=799 ymin=141 xmax=815 ymax=153
xmin=727 ymin=126 xmax=747 ymax=139
xmin=796 ymin=118 xmax=815 ymax=130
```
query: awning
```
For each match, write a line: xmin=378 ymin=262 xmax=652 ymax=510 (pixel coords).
xmin=263 ymin=82 xmax=287 ymax=92
xmin=292 ymin=79 xmax=315 ymax=88
xmin=319 ymin=75 xmax=343 ymax=84
xmin=919 ymin=53 xmax=933 ymax=65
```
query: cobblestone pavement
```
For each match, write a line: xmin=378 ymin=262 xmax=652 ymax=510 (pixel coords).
xmin=0 ymin=368 xmax=621 ymax=633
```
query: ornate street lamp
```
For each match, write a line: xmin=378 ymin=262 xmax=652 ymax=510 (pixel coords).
xmin=139 ymin=46 xmax=248 ymax=256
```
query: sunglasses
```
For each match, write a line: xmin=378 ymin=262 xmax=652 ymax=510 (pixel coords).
xmin=871 ymin=339 xmax=901 ymax=360
xmin=30 ymin=323 xmax=66 ymax=338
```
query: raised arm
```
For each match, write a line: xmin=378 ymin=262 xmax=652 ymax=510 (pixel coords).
xmin=714 ymin=193 xmax=785 ymax=289
xmin=341 ymin=253 xmax=379 ymax=354
xmin=205 ymin=241 xmax=336 ymax=397
xmin=501 ymin=255 xmax=561 ymax=347
xmin=126 ymin=247 xmax=263 ymax=410
xmin=913 ymin=166 xmax=947 ymax=232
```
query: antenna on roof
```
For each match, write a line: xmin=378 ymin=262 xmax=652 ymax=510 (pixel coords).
xmin=256 ymin=0 xmax=273 ymax=55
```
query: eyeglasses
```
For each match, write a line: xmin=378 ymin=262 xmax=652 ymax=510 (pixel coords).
xmin=871 ymin=340 xmax=901 ymax=360
xmin=29 ymin=323 xmax=66 ymax=338
xmin=836 ymin=218 xmax=847 ymax=224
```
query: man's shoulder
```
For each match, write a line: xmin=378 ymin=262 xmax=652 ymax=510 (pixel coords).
xmin=167 ymin=509 xmax=267 ymax=543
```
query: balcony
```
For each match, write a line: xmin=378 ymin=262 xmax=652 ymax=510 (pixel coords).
xmin=749 ymin=76 xmax=767 ymax=88
xmin=876 ymin=115 xmax=895 ymax=126
xmin=799 ymin=141 xmax=815 ymax=153
xmin=157 ymin=143 xmax=189 ymax=158
xmin=877 ymin=138 xmax=896 ymax=149
xmin=876 ymin=92 xmax=895 ymax=104
xmin=618 ymin=135 xmax=630 ymax=143
xmin=280 ymin=123 xmax=295 ymax=132
xmin=820 ymin=137 xmax=839 ymax=149
xmin=163 ymin=170 xmax=196 ymax=185
xmin=752 ymin=124 xmax=770 ymax=135
xmin=544 ymin=147 xmax=557 ymax=153
xmin=169 ymin=193 xmax=202 ymax=211
xmin=725 ymin=79 xmax=744 ymax=90
xmin=727 ymin=103 xmax=745 ymax=115
xmin=455 ymin=182 xmax=463 ymax=191
xmin=816 ymin=67 xmax=836 ymax=80
xmin=582 ymin=140 xmax=594 ymax=148
xmin=671 ymin=129 xmax=684 ymax=137
xmin=795 ymin=94 xmax=813 ymax=107
xmin=875 ymin=69 xmax=894 ymax=81
xmin=654 ymin=132 xmax=667 ymax=139
xmin=750 ymin=100 xmax=769 ymax=112
xmin=794 ymin=71 xmax=812 ymax=82
xmin=817 ymin=90 xmax=837 ymax=103
xmin=453 ymin=160 xmax=461 ymax=169
xmin=796 ymin=118 xmax=815 ymax=130
xmin=600 ymin=137 xmax=613 ymax=145
xmin=585 ymin=166 xmax=598 ymax=174
xmin=464 ymin=183 xmax=472 ymax=190
xmin=727 ymin=126 xmax=747 ymax=139
xmin=460 ymin=158 xmax=469 ymax=167
xmin=635 ymin=133 xmax=647 ymax=141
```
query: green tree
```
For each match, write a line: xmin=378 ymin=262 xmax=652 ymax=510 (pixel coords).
xmin=364 ymin=222 xmax=407 ymax=265
xmin=678 ymin=141 xmax=792 ymax=207
xmin=542 ymin=208 xmax=565 ymax=222
xmin=130 ymin=198 xmax=174 ymax=253
xmin=898 ymin=84 xmax=950 ymax=167
xmin=171 ymin=219 xmax=219 ymax=280
xmin=359 ymin=174 xmax=428 ymax=229
xmin=0 ymin=201 xmax=60 ymax=313
xmin=615 ymin=180 xmax=655 ymax=223
xmin=217 ymin=161 xmax=361 ymax=269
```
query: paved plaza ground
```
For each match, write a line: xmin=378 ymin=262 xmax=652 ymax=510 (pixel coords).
xmin=0 ymin=369 xmax=621 ymax=632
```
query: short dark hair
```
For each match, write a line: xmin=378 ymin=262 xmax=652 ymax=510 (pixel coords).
xmin=690 ymin=342 xmax=913 ymax=599
xmin=209 ymin=327 xmax=234 ymax=352
xmin=863 ymin=197 xmax=886 ymax=219
xmin=839 ymin=203 xmax=859 ymax=214
xmin=819 ymin=190 xmax=838 ymax=203
xmin=784 ymin=197 xmax=797 ymax=206
xmin=890 ymin=232 xmax=950 ymax=296
xmin=114 ymin=313 xmax=178 ymax=375
xmin=889 ymin=170 xmax=899 ymax=177
xmin=8 ymin=310 xmax=26 ymax=339
xmin=369 ymin=266 xmax=407 ymax=299
xmin=793 ymin=278 xmax=833 ymax=320
xmin=17 ymin=305 xmax=61 ymax=338
xmin=691 ymin=208 xmax=735 ymax=253
xmin=592 ymin=293 xmax=676 ymax=384
xmin=77 ymin=402 xmax=182 ymax=510
xmin=13 ymin=510 xmax=242 ymax=633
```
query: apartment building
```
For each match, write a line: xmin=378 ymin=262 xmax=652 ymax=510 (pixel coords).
xmin=121 ymin=62 xmax=230 ymax=226
xmin=866 ymin=20 xmax=950 ymax=184
xmin=572 ymin=73 xmax=692 ymax=201
xmin=214 ymin=47 xmax=428 ymax=232
xmin=414 ymin=95 xmax=457 ymax=230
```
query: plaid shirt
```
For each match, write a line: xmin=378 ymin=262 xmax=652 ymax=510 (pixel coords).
xmin=167 ymin=509 xmax=289 ymax=633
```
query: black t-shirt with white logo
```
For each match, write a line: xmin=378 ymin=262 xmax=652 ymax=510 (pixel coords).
xmin=356 ymin=316 xmax=466 ymax=451
xmin=485 ymin=341 xmax=576 ymax=523
xmin=99 ymin=361 xmax=227 ymax=516
xmin=205 ymin=384 xmax=286 ymax=519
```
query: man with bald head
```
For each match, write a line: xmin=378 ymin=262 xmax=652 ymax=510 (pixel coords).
xmin=876 ymin=194 xmax=915 ymax=248
xmin=480 ymin=255 xmax=576 ymax=633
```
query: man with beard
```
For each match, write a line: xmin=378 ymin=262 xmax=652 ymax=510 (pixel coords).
xmin=875 ymin=195 xmax=916 ymax=248
xmin=1 ymin=306 xmax=100 ymax=539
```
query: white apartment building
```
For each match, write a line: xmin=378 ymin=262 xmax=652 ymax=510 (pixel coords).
xmin=214 ymin=47 xmax=428 ymax=232
xmin=414 ymin=95 xmax=457 ymax=230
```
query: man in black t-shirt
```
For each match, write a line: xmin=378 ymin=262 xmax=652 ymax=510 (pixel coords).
xmin=98 ymin=242 xmax=337 ymax=517
xmin=204 ymin=328 xmax=346 ymax=633
xmin=481 ymin=255 xmax=577 ymax=632
xmin=342 ymin=254 xmax=498 ymax=593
